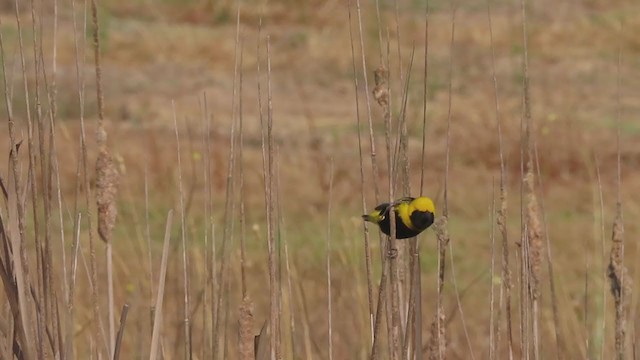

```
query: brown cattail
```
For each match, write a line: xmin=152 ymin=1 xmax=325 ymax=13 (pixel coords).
xmin=238 ymin=296 xmax=255 ymax=360
xmin=434 ymin=216 xmax=450 ymax=254
xmin=431 ymin=215 xmax=449 ymax=360
xmin=608 ymin=210 xmax=627 ymax=300
xmin=608 ymin=207 xmax=630 ymax=359
xmin=426 ymin=311 xmax=446 ymax=360
xmin=525 ymin=170 xmax=542 ymax=299
xmin=373 ymin=66 xmax=389 ymax=108
xmin=96 ymin=148 xmax=119 ymax=243
xmin=497 ymin=185 xmax=512 ymax=294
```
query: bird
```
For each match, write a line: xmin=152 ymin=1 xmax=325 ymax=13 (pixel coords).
xmin=362 ymin=197 xmax=435 ymax=239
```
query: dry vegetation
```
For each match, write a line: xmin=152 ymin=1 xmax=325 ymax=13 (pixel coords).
xmin=0 ymin=0 xmax=640 ymax=359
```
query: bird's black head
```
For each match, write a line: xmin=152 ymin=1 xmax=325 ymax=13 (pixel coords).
xmin=410 ymin=210 xmax=435 ymax=231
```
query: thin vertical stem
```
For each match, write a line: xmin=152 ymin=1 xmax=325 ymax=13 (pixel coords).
xmin=436 ymin=5 xmax=457 ymax=360
xmin=326 ymin=160 xmax=335 ymax=360
xmin=354 ymin=0 xmax=381 ymax=206
xmin=419 ymin=0 xmax=430 ymax=196
xmin=113 ymin=304 xmax=130 ymax=360
xmin=486 ymin=0 xmax=513 ymax=357
xmin=213 ymin=7 xmax=242 ymax=358
xmin=489 ymin=182 xmax=497 ymax=359
xmin=594 ymin=155 xmax=606 ymax=360
xmin=346 ymin=0 xmax=375 ymax=343
xmin=149 ymin=211 xmax=174 ymax=360
xmin=173 ymin=102 xmax=192 ymax=360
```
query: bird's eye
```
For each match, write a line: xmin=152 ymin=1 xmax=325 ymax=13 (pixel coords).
xmin=380 ymin=215 xmax=385 ymax=220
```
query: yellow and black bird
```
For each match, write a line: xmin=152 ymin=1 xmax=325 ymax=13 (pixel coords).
xmin=362 ymin=197 xmax=435 ymax=239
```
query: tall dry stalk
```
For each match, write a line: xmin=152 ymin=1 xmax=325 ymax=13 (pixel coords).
xmin=0 ymin=9 xmax=36 ymax=359
xmin=361 ymin=18 xmax=394 ymax=353
xmin=50 ymin=3 xmax=64 ymax=334
xmin=211 ymin=7 xmax=243 ymax=359
xmin=346 ymin=0 xmax=375 ymax=343
xmin=520 ymin=0 xmax=543 ymax=356
xmin=113 ymin=303 xmax=130 ymax=360
xmin=46 ymin=0 xmax=75 ymax=354
xmin=428 ymin=217 xmax=449 ymax=360
xmin=266 ymin=143 xmax=294 ymax=359
xmin=237 ymin=36 xmax=248 ymax=305
xmin=281 ymin=223 xmax=297 ymax=358
xmin=28 ymin=2 xmax=54 ymax=354
xmin=88 ymin=0 xmax=121 ymax=357
xmin=353 ymin=0 xmax=381 ymax=218
xmin=150 ymin=211 xmax=174 ymax=360
xmin=428 ymin=6 xmax=456 ymax=360
xmin=486 ymin=1 xmax=514 ymax=357
xmin=172 ymin=102 xmax=193 ymax=360
xmin=235 ymin=32 xmax=255 ymax=360
xmin=374 ymin=52 xmax=403 ymax=360
xmin=352 ymin=1 xmax=396 ymax=356
xmin=394 ymin=48 xmax=414 ymax=349
xmin=70 ymin=0 xmax=110 ymax=353
xmin=201 ymin=90 xmax=218 ymax=359
xmin=391 ymin=41 xmax=421 ymax=358
xmin=448 ymin=233 xmax=475 ymax=359
xmin=524 ymin=171 xmax=542 ymax=359
xmin=608 ymin=29 xmax=629 ymax=360
xmin=395 ymin=48 xmax=417 ymax=360
xmin=413 ymin=2 xmax=431 ymax=358
xmin=13 ymin=0 xmax=44 ymax=356
xmin=257 ymin=33 xmax=282 ymax=359
xmin=533 ymin=137 xmax=562 ymax=359
xmin=90 ymin=0 xmax=121 ymax=355
xmin=428 ymin=20 xmax=474 ymax=352
xmin=591 ymin=155 xmax=608 ymax=359
xmin=489 ymin=182 xmax=497 ymax=358
xmin=326 ymin=160 xmax=335 ymax=360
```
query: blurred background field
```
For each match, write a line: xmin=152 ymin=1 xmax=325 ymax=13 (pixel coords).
xmin=0 ymin=0 xmax=639 ymax=358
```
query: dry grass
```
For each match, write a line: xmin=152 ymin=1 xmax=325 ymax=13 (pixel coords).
xmin=0 ymin=0 xmax=639 ymax=359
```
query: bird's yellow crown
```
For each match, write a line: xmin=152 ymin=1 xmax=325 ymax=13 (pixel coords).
xmin=410 ymin=197 xmax=435 ymax=214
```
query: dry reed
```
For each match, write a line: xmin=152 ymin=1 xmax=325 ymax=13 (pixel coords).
xmin=428 ymin=5 xmax=456 ymax=360
xmin=10 ymin=2 xmax=39 ymax=358
xmin=258 ymin=32 xmax=282 ymax=359
xmin=489 ymin=182 xmax=497 ymax=358
xmin=608 ymin=31 xmax=629 ymax=360
xmin=238 ymin=297 xmax=255 ymax=360
xmin=236 ymin=29 xmax=255 ymax=360
xmin=0 ymin=9 xmax=36 ymax=359
xmin=347 ymin=0 xmax=375 ymax=343
xmin=486 ymin=0 xmax=514 ymax=357
xmin=0 ymin=2 xmax=636 ymax=359
xmin=378 ymin=60 xmax=403 ymax=360
xmin=149 ymin=211 xmax=174 ymax=360
xmin=89 ymin=1 xmax=121 ymax=354
xmin=113 ymin=303 xmax=130 ymax=360
xmin=429 ymin=216 xmax=449 ymax=360
xmin=519 ymin=0 xmax=544 ymax=358
xmin=414 ymin=3 xmax=431 ymax=358
xmin=326 ymin=160 xmax=335 ymax=360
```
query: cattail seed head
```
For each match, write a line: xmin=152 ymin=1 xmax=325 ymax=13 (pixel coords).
xmin=96 ymin=149 xmax=119 ymax=243
xmin=238 ymin=296 xmax=255 ymax=360
xmin=525 ymin=170 xmax=542 ymax=299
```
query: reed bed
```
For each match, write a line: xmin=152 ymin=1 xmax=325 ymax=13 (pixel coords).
xmin=0 ymin=0 xmax=636 ymax=359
